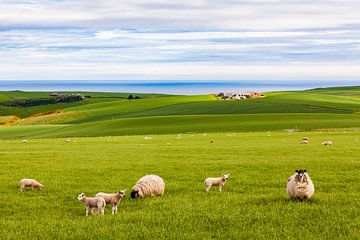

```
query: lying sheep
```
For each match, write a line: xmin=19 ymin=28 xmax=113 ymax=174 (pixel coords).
xmin=209 ymin=140 xmax=215 ymax=143
xmin=77 ymin=193 xmax=106 ymax=216
xmin=22 ymin=139 xmax=28 ymax=144
xmin=286 ymin=170 xmax=315 ymax=201
xmin=95 ymin=190 xmax=126 ymax=214
xmin=322 ymin=140 xmax=333 ymax=145
xmin=301 ymin=139 xmax=308 ymax=144
xmin=131 ymin=175 xmax=165 ymax=199
xmin=19 ymin=178 xmax=44 ymax=192
xmin=204 ymin=174 xmax=230 ymax=192
xmin=302 ymin=137 xmax=309 ymax=141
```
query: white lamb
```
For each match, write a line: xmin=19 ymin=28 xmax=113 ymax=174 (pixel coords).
xmin=286 ymin=170 xmax=315 ymax=201
xmin=204 ymin=174 xmax=230 ymax=192
xmin=19 ymin=178 xmax=44 ymax=192
xmin=322 ymin=140 xmax=333 ymax=145
xmin=95 ymin=190 xmax=126 ymax=214
xmin=77 ymin=193 xmax=106 ymax=216
xmin=131 ymin=175 xmax=165 ymax=199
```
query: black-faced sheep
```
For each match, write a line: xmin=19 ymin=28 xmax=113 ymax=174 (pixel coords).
xmin=95 ymin=190 xmax=126 ymax=214
xmin=19 ymin=178 xmax=44 ymax=192
xmin=131 ymin=175 xmax=165 ymax=199
xmin=77 ymin=193 xmax=106 ymax=216
xmin=286 ymin=170 xmax=315 ymax=201
xmin=204 ymin=174 xmax=230 ymax=192
xmin=322 ymin=140 xmax=333 ymax=145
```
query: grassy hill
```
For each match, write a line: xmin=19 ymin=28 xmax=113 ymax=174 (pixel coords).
xmin=0 ymin=86 xmax=360 ymax=138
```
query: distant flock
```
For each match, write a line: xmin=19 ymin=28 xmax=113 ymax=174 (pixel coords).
xmin=18 ymin=136 xmax=332 ymax=216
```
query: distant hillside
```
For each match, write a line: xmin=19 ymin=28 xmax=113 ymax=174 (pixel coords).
xmin=0 ymin=86 xmax=360 ymax=138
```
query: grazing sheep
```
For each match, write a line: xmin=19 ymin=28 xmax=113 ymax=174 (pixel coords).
xmin=209 ymin=140 xmax=215 ymax=143
xmin=65 ymin=139 xmax=71 ymax=143
xmin=302 ymin=137 xmax=309 ymax=141
xmin=286 ymin=170 xmax=315 ymax=201
xmin=204 ymin=174 xmax=230 ymax=192
xmin=301 ymin=139 xmax=308 ymax=144
xmin=144 ymin=137 xmax=153 ymax=140
xmin=22 ymin=139 xmax=28 ymax=144
xmin=322 ymin=140 xmax=333 ymax=145
xmin=77 ymin=193 xmax=106 ymax=216
xmin=95 ymin=190 xmax=126 ymax=214
xmin=131 ymin=175 xmax=165 ymax=199
xmin=19 ymin=178 xmax=44 ymax=192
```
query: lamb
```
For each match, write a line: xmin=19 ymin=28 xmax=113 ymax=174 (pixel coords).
xmin=322 ymin=140 xmax=333 ymax=145
xmin=204 ymin=174 xmax=230 ymax=192
xmin=286 ymin=170 xmax=315 ymax=201
xmin=95 ymin=190 xmax=126 ymax=214
xmin=19 ymin=178 xmax=44 ymax=192
xmin=131 ymin=175 xmax=165 ymax=199
xmin=77 ymin=193 xmax=106 ymax=216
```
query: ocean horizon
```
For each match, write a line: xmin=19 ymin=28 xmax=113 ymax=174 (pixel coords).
xmin=0 ymin=80 xmax=358 ymax=95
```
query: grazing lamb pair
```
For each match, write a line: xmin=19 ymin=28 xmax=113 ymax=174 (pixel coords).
xmin=286 ymin=170 xmax=315 ymax=201
xmin=77 ymin=190 xmax=126 ymax=216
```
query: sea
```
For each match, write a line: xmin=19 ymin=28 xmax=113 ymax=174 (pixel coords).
xmin=0 ymin=80 xmax=358 ymax=95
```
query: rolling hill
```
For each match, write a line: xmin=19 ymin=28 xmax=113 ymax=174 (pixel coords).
xmin=0 ymin=86 xmax=360 ymax=138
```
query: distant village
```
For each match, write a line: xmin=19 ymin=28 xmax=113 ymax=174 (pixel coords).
xmin=217 ymin=92 xmax=264 ymax=100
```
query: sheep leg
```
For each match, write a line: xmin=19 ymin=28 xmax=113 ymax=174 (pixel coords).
xmin=205 ymin=186 xmax=211 ymax=192
xmin=85 ymin=208 xmax=89 ymax=217
xmin=91 ymin=208 xmax=94 ymax=215
xmin=218 ymin=186 xmax=222 ymax=191
xmin=112 ymin=205 xmax=116 ymax=214
xmin=100 ymin=207 xmax=104 ymax=215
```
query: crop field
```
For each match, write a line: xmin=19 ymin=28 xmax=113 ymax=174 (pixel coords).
xmin=0 ymin=86 xmax=360 ymax=239
xmin=0 ymin=132 xmax=360 ymax=239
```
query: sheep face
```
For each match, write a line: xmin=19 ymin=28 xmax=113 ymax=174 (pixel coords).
xmin=77 ymin=193 xmax=85 ymax=201
xmin=222 ymin=174 xmax=230 ymax=181
xmin=119 ymin=190 xmax=126 ymax=198
xmin=131 ymin=190 xmax=139 ymax=199
xmin=295 ymin=170 xmax=306 ymax=183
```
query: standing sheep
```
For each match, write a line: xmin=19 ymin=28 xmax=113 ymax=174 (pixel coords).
xmin=131 ymin=175 xmax=165 ymax=199
xmin=19 ymin=178 xmax=44 ymax=192
xmin=204 ymin=174 xmax=230 ymax=192
xmin=286 ymin=170 xmax=315 ymax=201
xmin=77 ymin=193 xmax=106 ymax=216
xmin=95 ymin=190 xmax=126 ymax=214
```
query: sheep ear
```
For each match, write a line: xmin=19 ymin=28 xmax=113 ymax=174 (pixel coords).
xmin=295 ymin=170 xmax=298 ymax=173
xmin=304 ymin=169 xmax=307 ymax=172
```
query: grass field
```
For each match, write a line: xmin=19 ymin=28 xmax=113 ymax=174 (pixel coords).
xmin=0 ymin=132 xmax=359 ymax=239
xmin=0 ymin=87 xmax=360 ymax=239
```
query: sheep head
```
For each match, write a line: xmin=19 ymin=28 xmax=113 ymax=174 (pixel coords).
xmin=131 ymin=189 xmax=139 ymax=199
xmin=295 ymin=170 xmax=307 ymax=183
xmin=77 ymin=193 xmax=86 ymax=201
xmin=222 ymin=174 xmax=230 ymax=181
xmin=119 ymin=190 xmax=126 ymax=198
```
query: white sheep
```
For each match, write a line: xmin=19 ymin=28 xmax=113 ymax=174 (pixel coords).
xmin=95 ymin=190 xmax=126 ymax=214
xmin=77 ymin=193 xmax=106 ymax=216
xmin=19 ymin=178 xmax=44 ymax=192
xmin=322 ymin=140 xmax=333 ymax=145
xmin=22 ymin=139 xmax=28 ymax=144
xmin=301 ymin=139 xmax=308 ymax=144
xmin=131 ymin=175 xmax=165 ymax=199
xmin=204 ymin=174 xmax=230 ymax=192
xmin=286 ymin=170 xmax=315 ymax=201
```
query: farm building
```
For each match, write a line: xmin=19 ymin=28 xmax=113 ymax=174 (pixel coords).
xmin=217 ymin=92 xmax=263 ymax=100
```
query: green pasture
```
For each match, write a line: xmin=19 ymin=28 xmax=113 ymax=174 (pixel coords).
xmin=0 ymin=132 xmax=359 ymax=239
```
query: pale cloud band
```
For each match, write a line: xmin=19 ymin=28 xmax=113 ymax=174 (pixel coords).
xmin=0 ymin=0 xmax=359 ymax=81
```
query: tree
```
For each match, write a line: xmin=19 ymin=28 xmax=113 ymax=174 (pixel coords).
xmin=128 ymin=94 xmax=134 ymax=100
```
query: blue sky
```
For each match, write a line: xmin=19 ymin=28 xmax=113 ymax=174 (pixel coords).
xmin=0 ymin=0 xmax=360 ymax=81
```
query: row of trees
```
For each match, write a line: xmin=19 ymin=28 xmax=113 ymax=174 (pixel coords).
xmin=1 ymin=95 xmax=85 ymax=107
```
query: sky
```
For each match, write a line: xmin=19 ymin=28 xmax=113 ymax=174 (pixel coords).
xmin=0 ymin=0 xmax=360 ymax=82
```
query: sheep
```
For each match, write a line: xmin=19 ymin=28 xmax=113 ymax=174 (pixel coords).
xmin=77 ymin=193 xmax=106 ymax=216
xmin=22 ymin=139 xmax=28 ymax=144
xmin=301 ymin=139 xmax=308 ymax=144
xmin=322 ymin=140 xmax=333 ymax=145
xmin=209 ymin=140 xmax=215 ymax=143
xmin=65 ymin=139 xmax=71 ymax=143
xmin=204 ymin=174 xmax=230 ymax=192
xmin=95 ymin=190 xmax=126 ymax=214
xmin=131 ymin=175 xmax=165 ymax=199
xmin=302 ymin=137 xmax=309 ymax=141
xmin=19 ymin=178 xmax=44 ymax=192
xmin=286 ymin=170 xmax=315 ymax=201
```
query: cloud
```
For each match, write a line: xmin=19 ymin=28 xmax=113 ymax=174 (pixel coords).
xmin=0 ymin=0 xmax=360 ymax=80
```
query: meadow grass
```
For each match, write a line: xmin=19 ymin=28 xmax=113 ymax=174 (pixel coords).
xmin=1 ymin=131 xmax=359 ymax=239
